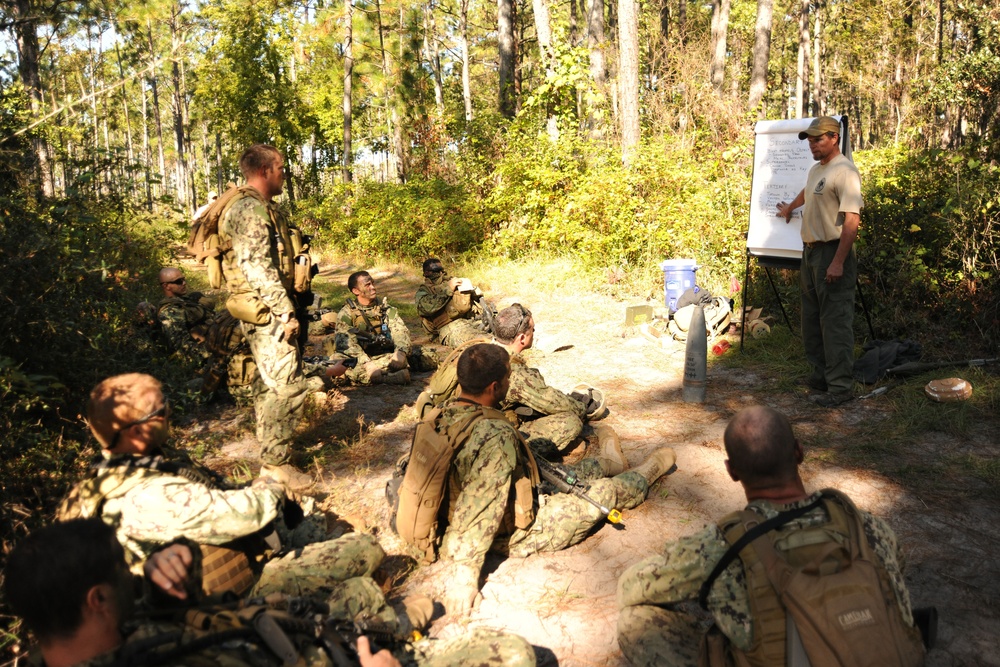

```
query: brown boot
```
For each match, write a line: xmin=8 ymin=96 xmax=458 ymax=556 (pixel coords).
xmin=387 ymin=349 xmax=408 ymax=372
xmin=364 ymin=362 xmax=384 ymax=384
xmin=625 ymin=447 xmax=677 ymax=485
xmin=384 ymin=369 xmax=411 ymax=385
xmin=591 ymin=423 xmax=627 ymax=476
xmin=259 ymin=463 xmax=315 ymax=494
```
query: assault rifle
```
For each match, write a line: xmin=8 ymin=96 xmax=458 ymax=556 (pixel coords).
xmin=131 ymin=593 xmax=413 ymax=667
xmin=534 ymin=455 xmax=624 ymax=527
xmin=304 ymin=355 xmax=358 ymax=369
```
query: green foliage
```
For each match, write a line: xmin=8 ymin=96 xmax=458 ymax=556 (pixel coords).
xmin=482 ymin=126 xmax=751 ymax=296
xmin=299 ymin=178 xmax=483 ymax=260
xmin=856 ymin=145 xmax=1000 ymax=344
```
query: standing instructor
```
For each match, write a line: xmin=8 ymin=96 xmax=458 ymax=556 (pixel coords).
xmin=777 ymin=116 xmax=863 ymax=408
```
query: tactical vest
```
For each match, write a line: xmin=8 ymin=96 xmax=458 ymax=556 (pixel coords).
xmin=345 ymin=299 xmax=395 ymax=354
xmin=57 ymin=452 xmax=262 ymax=597
xmin=413 ymin=337 xmax=490 ymax=419
xmin=418 ymin=276 xmax=474 ymax=333
xmin=157 ymin=294 xmax=212 ymax=337
xmin=394 ymin=403 xmax=539 ymax=563
xmin=702 ymin=491 xmax=924 ymax=667
xmin=217 ymin=187 xmax=305 ymax=324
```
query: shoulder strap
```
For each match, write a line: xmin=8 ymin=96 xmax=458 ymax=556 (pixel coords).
xmin=698 ymin=496 xmax=825 ymax=609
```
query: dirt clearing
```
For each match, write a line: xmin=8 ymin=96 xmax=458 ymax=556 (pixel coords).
xmin=190 ymin=258 xmax=999 ymax=667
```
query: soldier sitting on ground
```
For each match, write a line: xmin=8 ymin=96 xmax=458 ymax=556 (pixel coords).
xmin=415 ymin=304 xmax=617 ymax=466
xmin=154 ymin=266 xmax=216 ymax=361
xmin=617 ymin=405 xmax=927 ymax=667
xmin=324 ymin=271 xmax=435 ymax=386
xmin=4 ymin=519 xmax=537 ymax=667
xmin=56 ymin=372 xmax=424 ymax=633
xmin=396 ymin=344 xmax=676 ymax=616
xmin=414 ymin=258 xmax=494 ymax=347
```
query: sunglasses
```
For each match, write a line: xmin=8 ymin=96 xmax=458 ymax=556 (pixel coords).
xmin=109 ymin=399 xmax=170 ymax=450
xmin=161 ymin=277 xmax=186 ymax=286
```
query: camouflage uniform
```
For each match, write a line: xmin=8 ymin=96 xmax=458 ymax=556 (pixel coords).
xmin=156 ymin=293 xmax=213 ymax=362
xmin=219 ymin=191 xmax=311 ymax=465
xmin=415 ymin=274 xmax=484 ymax=347
xmin=55 ymin=620 xmax=534 ymax=667
xmin=325 ymin=298 xmax=411 ymax=385
xmin=56 ymin=448 xmax=394 ymax=625
xmin=438 ymin=402 xmax=649 ymax=589
xmin=616 ymin=492 xmax=915 ymax=667
xmin=505 ymin=356 xmax=587 ymax=452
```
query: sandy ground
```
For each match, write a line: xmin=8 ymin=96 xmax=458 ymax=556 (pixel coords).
xmin=194 ymin=260 xmax=1000 ymax=667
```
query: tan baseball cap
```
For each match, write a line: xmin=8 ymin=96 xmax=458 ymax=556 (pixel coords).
xmin=798 ymin=116 xmax=841 ymax=140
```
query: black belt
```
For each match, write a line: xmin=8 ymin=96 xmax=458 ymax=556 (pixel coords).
xmin=803 ymin=239 xmax=839 ymax=249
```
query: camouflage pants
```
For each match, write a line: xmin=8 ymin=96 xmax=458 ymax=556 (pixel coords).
xmin=226 ymin=352 xmax=257 ymax=406
xmin=409 ymin=627 xmax=536 ymax=667
xmin=521 ymin=413 xmax=584 ymax=452
xmin=437 ymin=319 xmax=487 ymax=348
xmin=617 ymin=605 xmax=704 ymax=667
xmin=506 ymin=471 xmax=648 ymax=557
xmin=343 ymin=350 xmax=401 ymax=385
xmin=242 ymin=319 xmax=312 ymax=465
xmin=252 ymin=532 xmax=395 ymax=624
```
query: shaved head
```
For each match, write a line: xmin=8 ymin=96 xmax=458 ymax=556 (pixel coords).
xmin=724 ymin=406 xmax=799 ymax=488
xmin=158 ymin=267 xmax=183 ymax=284
xmin=87 ymin=374 xmax=165 ymax=449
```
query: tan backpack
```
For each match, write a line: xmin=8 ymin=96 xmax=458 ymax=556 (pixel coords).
xmin=187 ymin=186 xmax=267 ymax=289
xmin=669 ymin=297 xmax=732 ymax=341
xmin=698 ymin=490 xmax=925 ymax=667
xmin=392 ymin=404 xmax=538 ymax=563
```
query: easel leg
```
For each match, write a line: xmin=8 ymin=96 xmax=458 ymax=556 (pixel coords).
xmin=855 ymin=274 xmax=876 ymax=341
xmin=764 ymin=267 xmax=794 ymax=332
xmin=740 ymin=251 xmax=751 ymax=353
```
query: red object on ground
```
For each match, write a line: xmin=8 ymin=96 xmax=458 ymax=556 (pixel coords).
xmin=712 ymin=340 xmax=731 ymax=355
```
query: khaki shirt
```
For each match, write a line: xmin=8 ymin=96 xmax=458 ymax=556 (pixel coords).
xmin=800 ymin=154 xmax=863 ymax=244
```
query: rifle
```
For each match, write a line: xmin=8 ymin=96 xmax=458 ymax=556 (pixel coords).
xmin=534 ymin=455 xmax=624 ymax=526
xmin=347 ymin=298 xmax=394 ymax=348
xmin=304 ymin=355 xmax=358 ymax=369
xmin=129 ymin=594 xmax=412 ymax=667
xmin=885 ymin=357 xmax=998 ymax=377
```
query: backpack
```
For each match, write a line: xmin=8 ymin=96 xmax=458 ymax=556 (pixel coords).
xmin=391 ymin=405 xmax=497 ymax=563
xmin=413 ymin=338 xmax=489 ymax=419
xmin=200 ymin=309 xmax=252 ymax=395
xmin=669 ymin=297 xmax=732 ymax=341
xmin=698 ymin=490 xmax=925 ymax=667
xmin=187 ymin=186 xmax=266 ymax=289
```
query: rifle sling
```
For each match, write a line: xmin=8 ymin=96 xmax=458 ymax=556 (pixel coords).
xmin=697 ymin=496 xmax=825 ymax=610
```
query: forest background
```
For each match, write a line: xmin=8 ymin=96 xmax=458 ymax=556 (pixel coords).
xmin=1 ymin=0 xmax=999 ymax=656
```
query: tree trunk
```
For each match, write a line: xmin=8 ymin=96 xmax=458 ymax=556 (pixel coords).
xmin=147 ymin=22 xmax=166 ymax=194
xmin=677 ymin=0 xmax=686 ymax=44
xmin=709 ymin=0 xmax=730 ymax=94
xmin=461 ymin=0 xmax=473 ymax=121
xmin=426 ymin=5 xmax=444 ymax=110
xmin=811 ymin=3 xmax=822 ymax=116
xmin=13 ymin=0 xmax=54 ymax=196
xmin=795 ymin=0 xmax=809 ymax=118
xmin=115 ymin=44 xmax=137 ymax=200
xmin=618 ymin=0 xmax=639 ymax=164
xmin=533 ymin=0 xmax=558 ymax=139
xmin=588 ymin=0 xmax=606 ymax=86
xmin=747 ymin=0 xmax=773 ymax=116
xmin=343 ymin=0 xmax=354 ymax=183
xmin=659 ymin=0 xmax=669 ymax=42
xmin=141 ymin=80 xmax=152 ymax=210
xmin=498 ymin=0 xmax=516 ymax=117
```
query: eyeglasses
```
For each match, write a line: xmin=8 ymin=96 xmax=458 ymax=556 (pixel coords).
xmin=510 ymin=303 xmax=533 ymax=337
xmin=109 ymin=400 xmax=170 ymax=450
xmin=161 ymin=277 xmax=185 ymax=286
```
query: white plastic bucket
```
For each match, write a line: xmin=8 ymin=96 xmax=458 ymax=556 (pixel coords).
xmin=660 ymin=259 xmax=699 ymax=311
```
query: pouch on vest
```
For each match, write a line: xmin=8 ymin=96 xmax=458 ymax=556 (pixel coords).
xmin=226 ymin=293 xmax=271 ymax=325
xmin=199 ymin=544 xmax=256 ymax=597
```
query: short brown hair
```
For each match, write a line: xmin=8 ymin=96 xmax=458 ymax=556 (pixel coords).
xmin=457 ymin=344 xmax=509 ymax=395
xmin=239 ymin=144 xmax=282 ymax=179
xmin=724 ymin=406 xmax=798 ymax=486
